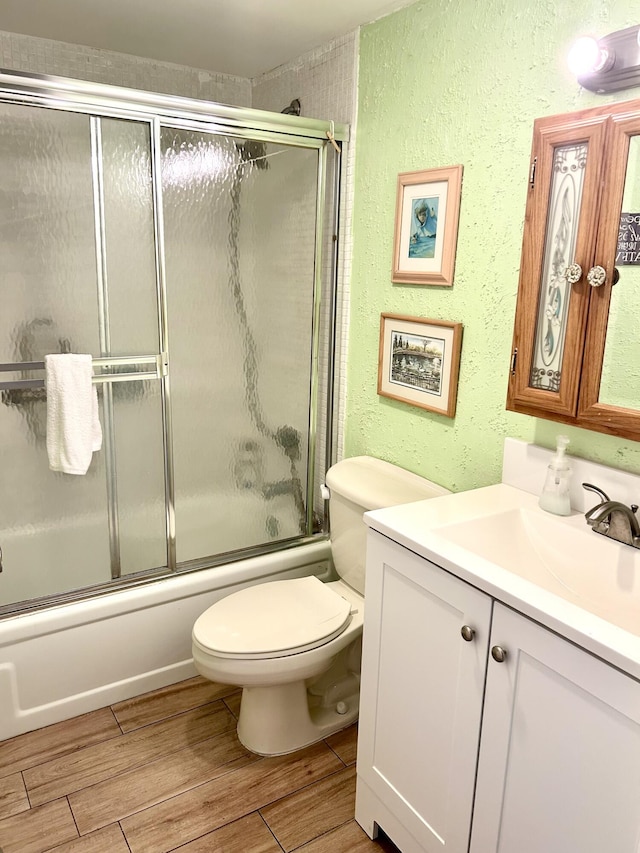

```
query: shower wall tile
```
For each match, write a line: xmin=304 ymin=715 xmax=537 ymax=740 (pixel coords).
xmin=0 ymin=30 xmax=251 ymax=106
xmin=251 ymin=31 xmax=357 ymax=123
xmin=252 ymin=32 xmax=359 ymax=466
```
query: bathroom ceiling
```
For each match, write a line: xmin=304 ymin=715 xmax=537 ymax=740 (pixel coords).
xmin=0 ymin=0 xmax=416 ymax=78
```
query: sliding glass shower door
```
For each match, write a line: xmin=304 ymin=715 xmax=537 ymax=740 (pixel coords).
xmin=161 ymin=128 xmax=320 ymax=563
xmin=0 ymin=82 xmax=337 ymax=614
xmin=0 ymin=104 xmax=167 ymax=607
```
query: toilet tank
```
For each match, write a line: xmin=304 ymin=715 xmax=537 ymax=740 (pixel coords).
xmin=325 ymin=455 xmax=450 ymax=594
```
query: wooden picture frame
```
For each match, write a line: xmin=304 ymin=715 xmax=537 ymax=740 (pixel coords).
xmin=392 ymin=165 xmax=463 ymax=286
xmin=377 ymin=313 xmax=463 ymax=417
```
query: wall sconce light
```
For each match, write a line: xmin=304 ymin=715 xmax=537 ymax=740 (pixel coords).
xmin=568 ymin=24 xmax=640 ymax=93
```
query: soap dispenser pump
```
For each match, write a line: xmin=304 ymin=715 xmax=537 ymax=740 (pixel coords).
xmin=539 ymin=435 xmax=572 ymax=516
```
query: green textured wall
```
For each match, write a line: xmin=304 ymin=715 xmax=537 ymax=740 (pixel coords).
xmin=345 ymin=0 xmax=640 ymax=490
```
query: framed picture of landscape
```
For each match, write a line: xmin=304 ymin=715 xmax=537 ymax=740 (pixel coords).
xmin=377 ymin=313 xmax=463 ymax=416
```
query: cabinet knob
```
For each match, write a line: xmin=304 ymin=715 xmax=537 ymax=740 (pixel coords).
xmin=460 ymin=625 xmax=475 ymax=642
xmin=563 ymin=263 xmax=582 ymax=284
xmin=587 ymin=265 xmax=607 ymax=287
xmin=491 ymin=645 xmax=508 ymax=663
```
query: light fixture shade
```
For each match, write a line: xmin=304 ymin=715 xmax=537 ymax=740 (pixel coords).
xmin=568 ymin=37 xmax=611 ymax=76
xmin=573 ymin=24 xmax=640 ymax=93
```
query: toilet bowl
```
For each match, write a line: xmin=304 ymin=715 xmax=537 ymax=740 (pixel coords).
xmin=192 ymin=456 xmax=449 ymax=756
xmin=193 ymin=576 xmax=364 ymax=755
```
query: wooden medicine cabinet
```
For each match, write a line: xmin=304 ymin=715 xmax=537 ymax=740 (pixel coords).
xmin=507 ymin=97 xmax=640 ymax=440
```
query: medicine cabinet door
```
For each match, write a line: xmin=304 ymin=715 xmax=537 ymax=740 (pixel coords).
xmin=578 ymin=110 xmax=640 ymax=439
xmin=507 ymin=112 xmax=608 ymax=419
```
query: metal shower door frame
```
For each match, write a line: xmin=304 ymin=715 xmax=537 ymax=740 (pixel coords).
xmin=0 ymin=69 xmax=346 ymax=593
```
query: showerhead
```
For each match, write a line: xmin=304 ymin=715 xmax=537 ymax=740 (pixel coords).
xmin=281 ymin=99 xmax=301 ymax=116
xmin=235 ymin=139 xmax=269 ymax=170
xmin=275 ymin=425 xmax=301 ymax=462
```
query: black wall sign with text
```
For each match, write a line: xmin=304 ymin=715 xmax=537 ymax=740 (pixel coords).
xmin=616 ymin=212 xmax=640 ymax=265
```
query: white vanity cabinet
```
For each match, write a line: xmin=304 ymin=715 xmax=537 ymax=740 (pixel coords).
xmin=356 ymin=529 xmax=640 ymax=853
xmin=471 ymin=602 xmax=640 ymax=853
xmin=356 ymin=530 xmax=493 ymax=853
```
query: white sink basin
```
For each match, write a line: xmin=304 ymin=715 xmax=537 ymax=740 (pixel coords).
xmin=434 ymin=506 xmax=640 ymax=634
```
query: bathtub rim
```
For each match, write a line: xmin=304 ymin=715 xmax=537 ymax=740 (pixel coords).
xmin=0 ymin=538 xmax=331 ymax=642
xmin=0 ymin=533 xmax=329 ymax=623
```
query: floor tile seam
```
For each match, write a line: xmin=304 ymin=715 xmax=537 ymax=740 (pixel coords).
xmin=288 ymin=816 xmax=355 ymax=852
xmin=116 ymin=753 xmax=342 ymax=848
xmin=110 ymin=703 xmax=126 ymax=736
xmin=162 ymin=810 xmax=287 ymax=853
xmin=0 ymin=727 xmax=126 ymax=780
xmin=75 ymin=753 xmax=266 ymax=837
xmin=0 ymin=794 xmax=80 ymax=851
xmin=324 ymin=739 xmax=350 ymax=766
xmin=24 ymin=713 xmax=240 ymax=803
xmin=63 ymin=734 xmax=257 ymax=821
xmin=113 ymin=692 xmax=241 ymax=732
xmin=260 ymin=760 xmax=356 ymax=811
xmin=0 ymin=689 xmax=238 ymax=776
xmin=112 ymin=696 xmax=237 ymax=734
xmin=66 ymin=792 xmax=81 ymax=845
xmin=221 ymin=697 xmax=240 ymax=720
xmin=117 ymin=819 xmax=134 ymax=853
xmin=258 ymin=809 xmax=287 ymax=852
xmin=109 ymin=678 xmax=217 ymax=716
xmin=22 ymin=767 xmax=33 ymax=812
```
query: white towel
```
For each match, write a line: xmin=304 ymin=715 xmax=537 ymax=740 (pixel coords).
xmin=45 ymin=354 xmax=103 ymax=475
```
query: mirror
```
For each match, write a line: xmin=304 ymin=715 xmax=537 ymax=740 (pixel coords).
xmin=599 ymin=135 xmax=640 ymax=410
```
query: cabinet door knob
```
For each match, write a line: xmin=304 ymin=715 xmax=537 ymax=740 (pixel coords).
xmin=491 ymin=645 xmax=507 ymax=663
xmin=587 ymin=265 xmax=607 ymax=287
xmin=460 ymin=625 xmax=475 ymax=642
xmin=563 ymin=263 xmax=582 ymax=284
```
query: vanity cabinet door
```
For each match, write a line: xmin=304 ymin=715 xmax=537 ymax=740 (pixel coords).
xmin=470 ymin=603 xmax=640 ymax=853
xmin=356 ymin=531 xmax=492 ymax=853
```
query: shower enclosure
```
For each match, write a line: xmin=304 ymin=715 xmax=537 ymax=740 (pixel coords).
xmin=0 ymin=71 xmax=345 ymax=616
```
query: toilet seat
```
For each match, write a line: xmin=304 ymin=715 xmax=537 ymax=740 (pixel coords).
xmin=192 ymin=576 xmax=352 ymax=660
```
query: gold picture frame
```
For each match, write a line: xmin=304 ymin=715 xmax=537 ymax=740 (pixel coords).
xmin=392 ymin=165 xmax=463 ymax=286
xmin=377 ymin=313 xmax=463 ymax=417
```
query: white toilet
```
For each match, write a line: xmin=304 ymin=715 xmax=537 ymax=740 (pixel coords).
xmin=192 ymin=455 xmax=449 ymax=755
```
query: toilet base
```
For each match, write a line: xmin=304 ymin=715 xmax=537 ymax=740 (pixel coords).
xmin=237 ymin=678 xmax=359 ymax=756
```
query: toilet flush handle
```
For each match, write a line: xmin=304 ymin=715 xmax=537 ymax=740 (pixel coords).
xmin=321 ymin=484 xmax=331 ymax=500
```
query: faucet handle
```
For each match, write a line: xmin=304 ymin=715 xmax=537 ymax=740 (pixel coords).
xmin=632 ymin=505 xmax=639 ymax=515
xmin=582 ymin=482 xmax=610 ymax=504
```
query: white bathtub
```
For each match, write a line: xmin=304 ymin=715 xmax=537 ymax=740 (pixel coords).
xmin=0 ymin=538 xmax=331 ymax=741
xmin=1 ymin=489 xmax=303 ymax=606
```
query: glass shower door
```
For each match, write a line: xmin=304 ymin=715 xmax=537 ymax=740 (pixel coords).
xmin=161 ymin=129 xmax=321 ymax=563
xmin=0 ymin=104 xmax=167 ymax=609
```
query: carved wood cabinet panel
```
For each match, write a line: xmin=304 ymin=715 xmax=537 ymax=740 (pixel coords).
xmin=507 ymin=97 xmax=640 ymax=440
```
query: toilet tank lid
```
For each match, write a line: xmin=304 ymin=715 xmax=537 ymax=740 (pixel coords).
xmin=325 ymin=455 xmax=450 ymax=511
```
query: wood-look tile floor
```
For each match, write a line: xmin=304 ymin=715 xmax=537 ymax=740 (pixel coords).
xmin=0 ymin=676 xmax=400 ymax=853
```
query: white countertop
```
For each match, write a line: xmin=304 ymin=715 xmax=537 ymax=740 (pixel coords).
xmin=365 ymin=483 xmax=640 ymax=682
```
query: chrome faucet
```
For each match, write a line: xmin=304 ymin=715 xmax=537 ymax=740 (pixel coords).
xmin=582 ymin=483 xmax=640 ymax=548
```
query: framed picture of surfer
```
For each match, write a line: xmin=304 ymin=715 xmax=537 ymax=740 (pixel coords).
xmin=391 ymin=165 xmax=463 ymax=286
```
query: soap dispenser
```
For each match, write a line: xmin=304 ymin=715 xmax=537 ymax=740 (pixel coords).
xmin=539 ymin=435 xmax=572 ymax=516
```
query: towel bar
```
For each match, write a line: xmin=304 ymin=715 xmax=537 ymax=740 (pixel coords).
xmin=0 ymin=353 xmax=167 ymax=391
